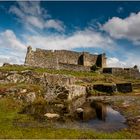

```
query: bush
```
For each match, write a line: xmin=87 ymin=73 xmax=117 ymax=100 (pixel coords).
xmin=91 ymin=64 xmax=99 ymax=71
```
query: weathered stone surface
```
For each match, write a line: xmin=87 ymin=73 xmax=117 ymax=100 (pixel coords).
xmin=44 ymin=84 xmax=87 ymax=101
xmin=44 ymin=113 xmax=60 ymax=119
xmin=6 ymin=73 xmax=26 ymax=83
xmin=44 ymin=73 xmax=75 ymax=86
xmin=67 ymin=85 xmax=87 ymax=100
xmin=68 ymin=95 xmax=86 ymax=114
xmin=0 ymin=69 xmax=87 ymax=101
xmin=25 ymin=92 xmax=36 ymax=103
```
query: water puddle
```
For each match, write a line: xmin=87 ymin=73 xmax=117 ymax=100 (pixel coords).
xmin=54 ymin=105 xmax=127 ymax=132
xmin=19 ymin=101 xmax=127 ymax=132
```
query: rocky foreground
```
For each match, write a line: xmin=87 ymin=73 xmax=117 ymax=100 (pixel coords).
xmin=0 ymin=65 xmax=140 ymax=138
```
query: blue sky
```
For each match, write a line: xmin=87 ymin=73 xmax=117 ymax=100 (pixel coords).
xmin=0 ymin=1 xmax=140 ymax=68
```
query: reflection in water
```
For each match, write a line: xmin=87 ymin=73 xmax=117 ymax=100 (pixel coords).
xmin=106 ymin=106 xmax=126 ymax=123
xmin=80 ymin=105 xmax=127 ymax=132
xmin=55 ymin=105 xmax=127 ymax=132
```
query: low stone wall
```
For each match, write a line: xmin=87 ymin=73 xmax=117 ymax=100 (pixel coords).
xmin=116 ymin=83 xmax=132 ymax=93
xmin=87 ymin=84 xmax=117 ymax=94
xmin=103 ymin=68 xmax=123 ymax=74
xmin=93 ymin=84 xmax=117 ymax=94
xmin=87 ymin=83 xmax=133 ymax=94
xmin=58 ymin=63 xmax=91 ymax=72
xmin=103 ymin=67 xmax=140 ymax=79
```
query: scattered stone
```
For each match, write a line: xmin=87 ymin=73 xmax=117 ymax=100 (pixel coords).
xmin=20 ymin=89 xmax=27 ymax=93
xmin=44 ymin=113 xmax=60 ymax=119
xmin=76 ymin=108 xmax=84 ymax=113
xmin=55 ymin=104 xmax=64 ymax=108
xmin=6 ymin=73 xmax=25 ymax=83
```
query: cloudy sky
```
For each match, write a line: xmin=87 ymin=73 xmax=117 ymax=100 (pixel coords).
xmin=0 ymin=1 xmax=140 ymax=68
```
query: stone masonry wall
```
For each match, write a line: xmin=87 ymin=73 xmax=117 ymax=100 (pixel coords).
xmin=58 ymin=63 xmax=91 ymax=71
xmin=103 ymin=67 xmax=140 ymax=79
xmin=24 ymin=46 xmax=106 ymax=70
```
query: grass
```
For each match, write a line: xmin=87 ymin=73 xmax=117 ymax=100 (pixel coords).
xmin=0 ymin=97 xmax=138 ymax=139
xmin=0 ymin=65 xmax=101 ymax=78
xmin=0 ymin=83 xmax=43 ymax=93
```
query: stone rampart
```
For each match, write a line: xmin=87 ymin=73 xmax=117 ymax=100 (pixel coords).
xmin=24 ymin=46 xmax=107 ymax=71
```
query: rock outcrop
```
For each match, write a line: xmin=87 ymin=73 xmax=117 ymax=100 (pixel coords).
xmin=0 ymin=70 xmax=87 ymax=101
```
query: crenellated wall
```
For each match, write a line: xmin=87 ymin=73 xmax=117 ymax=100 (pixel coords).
xmin=24 ymin=46 xmax=107 ymax=71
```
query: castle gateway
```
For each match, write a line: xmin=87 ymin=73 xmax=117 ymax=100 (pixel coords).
xmin=24 ymin=46 xmax=107 ymax=71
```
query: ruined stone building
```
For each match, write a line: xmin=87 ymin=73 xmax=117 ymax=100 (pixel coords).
xmin=103 ymin=67 xmax=140 ymax=79
xmin=24 ymin=46 xmax=107 ymax=71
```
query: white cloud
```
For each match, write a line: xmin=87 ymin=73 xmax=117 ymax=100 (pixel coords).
xmin=26 ymin=28 xmax=115 ymax=50
xmin=107 ymin=57 xmax=126 ymax=67
xmin=0 ymin=55 xmax=22 ymax=66
xmin=102 ymin=12 xmax=140 ymax=44
xmin=0 ymin=30 xmax=26 ymax=51
xmin=9 ymin=1 xmax=65 ymax=32
xmin=45 ymin=19 xmax=65 ymax=32
xmin=0 ymin=30 xmax=26 ymax=65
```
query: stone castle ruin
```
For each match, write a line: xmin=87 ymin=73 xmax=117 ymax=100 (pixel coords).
xmin=25 ymin=46 xmax=107 ymax=71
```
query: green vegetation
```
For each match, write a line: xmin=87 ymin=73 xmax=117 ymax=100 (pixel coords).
xmin=0 ymin=83 xmax=43 ymax=92
xmin=0 ymin=97 xmax=138 ymax=139
xmin=0 ymin=65 xmax=100 ymax=77
xmin=0 ymin=65 xmax=130 ymax=83
xmin=91 ymin=64 xmax=100 ymax=71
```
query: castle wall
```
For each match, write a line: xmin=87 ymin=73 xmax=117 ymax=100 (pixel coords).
xmin=25 ymin=48 xmax=58 ymax=69
xmin=58 ymin=63 xmax=91 ymax=71
xmin=25 ymin=46 xmax=106 ymax=71
xmin=54 ymin=50 xmax=82 ymax=65
xmin=83 ymin=53 xmax=98 ymax=67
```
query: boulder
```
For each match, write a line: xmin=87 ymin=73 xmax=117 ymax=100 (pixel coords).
xmin=67 ymin=85 xmax=87 ymax=101
xmin=6 ymin=73 xmax=25 ymax=83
